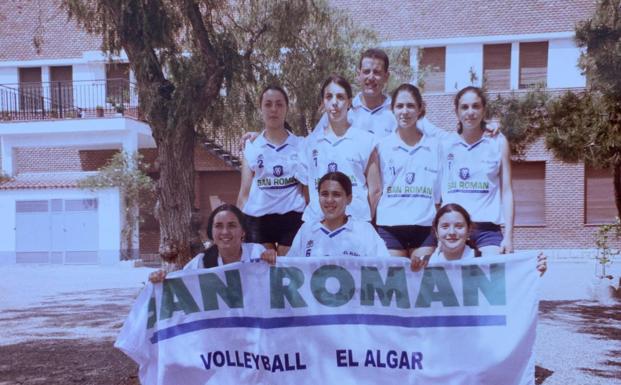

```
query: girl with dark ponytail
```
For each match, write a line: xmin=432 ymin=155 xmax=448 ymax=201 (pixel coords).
xmin=237 ymin=85 xmax=306 ymax=256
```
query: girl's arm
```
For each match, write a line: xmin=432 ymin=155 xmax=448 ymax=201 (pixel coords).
xmin=236 ymin=159 xmax=253 ymax=209
xmin=366 ymin=148 xmax=382 ymax=220
xmin=500 ymin=136 xmax=515 ymax=254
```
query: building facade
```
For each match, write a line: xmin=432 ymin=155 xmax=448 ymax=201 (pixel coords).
xmin=333 ymin=0 xmax=619 ymax=250
xmin=0 ymin=0 xmax=618 ymax=265
xmin=0 ymin=1 xmax=241 ymax=264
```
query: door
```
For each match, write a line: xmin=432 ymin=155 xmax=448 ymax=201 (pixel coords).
xmin=50 ymin=66 xmax=73 ymax=117
xmin=18 ymin=67 xmax=43 ymax=114
xmin=15 ymin=198 xmax=99 ymax=264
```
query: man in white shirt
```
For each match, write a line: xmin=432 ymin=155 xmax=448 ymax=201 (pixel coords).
xmin=311 ymin=48 xmax=438 ymax=139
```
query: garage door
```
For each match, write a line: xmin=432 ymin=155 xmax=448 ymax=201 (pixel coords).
xmin=15 ymin=198 xmax=99 ymax=264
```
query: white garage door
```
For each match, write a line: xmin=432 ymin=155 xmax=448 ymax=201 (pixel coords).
xmin=15 ymin=198 xmax=99 ymax=264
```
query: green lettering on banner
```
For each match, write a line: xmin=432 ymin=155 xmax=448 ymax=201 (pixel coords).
xmin=198 ymin=270 xmax=244 ymax=310
xmin=415 ymin=267 xmax=459 ymax=307
xmin=310 ymin=265 xmax=355 ymax=307
xmin=462 ymin=263 xmax=506 ymax=306
xmin=146 ymin=295 xmax=157 ymax=329
xmin=270 ymin=267 xmax=308 ymax=309
xmin=159 ymin=278 xmax=200 ymax=320
xmin=360 ymin=266 xmax=411 ymax=308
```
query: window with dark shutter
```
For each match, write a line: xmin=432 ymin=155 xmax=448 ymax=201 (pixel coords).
xmin=513 ymin=161 xmax=545 ymax=226
xmin=519 ymin=42 xmax=548 ymax=89
xmin=419 ymin=47 xmax=446 ymax=93
xmin=483 ymin=44 xmax=511 ymax=91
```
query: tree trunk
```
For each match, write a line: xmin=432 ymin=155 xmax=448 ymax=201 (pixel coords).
xmin=155 ymin=123 xmax=197 ymax=267
xmin=614 ymin=161 xmax=621 ymax=220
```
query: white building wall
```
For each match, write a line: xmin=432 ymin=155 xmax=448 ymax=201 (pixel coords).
xmin=0 ymin=187 xmax=121 ymax=265
xmin=547 ymin=38 xmax=586 ymax=89
xmin=0 ymin=67 xmax=19 ymax=85
xmin=445 ymin=43 xmax=483 ymax=92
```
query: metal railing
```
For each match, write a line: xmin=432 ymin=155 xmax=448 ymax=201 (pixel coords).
xmin=0 ymin=79 xmax=141 ymax=121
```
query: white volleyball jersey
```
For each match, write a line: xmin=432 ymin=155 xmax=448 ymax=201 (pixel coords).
xmin=242 ymin=132 xmax=306 ymax=216
xmin=427 ymin=245 xmax=476 ymax=263
xmin=183 ymin=243 xmax=265 ymax=269
xmin=350 ymin=93 xmax=397 ymax=139
xmin=297 ymin=124 xmax=377 ymax=222
xmin=376 ymin=132 xmax=441 ymax=226
xmin=440 ymin=133 xmax=504 ymax=224
xmin=287 ymin=218 xmax=390 ymax=258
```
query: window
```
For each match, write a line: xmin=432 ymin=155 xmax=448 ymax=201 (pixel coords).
xmin=483 ymin=44 xmax=511 ymax=90
xmin=419 ymin=47 xmax=445 ymax=93
xmin=106 ymin=63 xmax=130 ymax=104
xmin=512 ymin=161 xmax=545 ymax=226
xmin=50 ymin=66 xmax=73 ymax=111
xmin=519 ymin=42 xmax=548 ymax=89
xmin=585 ymin=167 xmax=616 ymax=224
xmin=18 ymin=67 xmax=43 ymax=112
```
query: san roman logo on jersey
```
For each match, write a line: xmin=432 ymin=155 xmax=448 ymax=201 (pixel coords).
xmin=459 ymin=168 xmax=470 ymax=180
xmin=405 ymin=172 xmax=415 ymax=185
xmin=328 ymin=162 xmax=338 ymax=172
xmin=273 ymin=165 xmax=284 ymax=177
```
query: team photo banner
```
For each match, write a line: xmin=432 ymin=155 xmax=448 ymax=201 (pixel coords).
xmin=116 ymin=252 xmax=540 ymax=385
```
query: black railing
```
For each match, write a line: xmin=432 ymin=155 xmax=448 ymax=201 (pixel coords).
xmin=0 ymin=79 xmax=141 ymax=121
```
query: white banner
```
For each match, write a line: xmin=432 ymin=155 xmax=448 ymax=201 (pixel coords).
xmin=116 ymin=252 xmax=540 ymax=385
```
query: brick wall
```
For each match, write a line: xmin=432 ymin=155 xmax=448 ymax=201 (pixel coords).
xmin=15 ymin=147 xmax=118 ymax=173
xmin=332 ymin=0 xmax=597 ymax=42
xmin=0 ymin=0 xmax=102 ymax=61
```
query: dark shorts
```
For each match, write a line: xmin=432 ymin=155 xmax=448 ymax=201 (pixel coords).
xmin=377 ymin=225 xmax=436 ymax=250
xmin=470 ymin=222 xmax=503 ymax=248
xmin=244 ymin=211 xmax=303 ymax=246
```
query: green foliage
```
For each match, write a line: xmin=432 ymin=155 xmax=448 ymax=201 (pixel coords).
xmin=486 ymin=88 xmax=550 ymax=157
xmin=383 ymin=47 xmax=415 ymax=95
xmin=79 ymin=151 xmax=154 ymax=260
xmin=595 ymin=217 xmax=621 ymax=278
xmin=79 ymin=151 xmax=154 ymax=201
xmin=575 ymin=0 xmax=621 ymax=98
xmin=542 ymin=91 xmax=621 ymax=168
xmin=542 ymin=0 xmax=621 ymax=219
xmin=200 ymin=0 xmax=376 ymax=136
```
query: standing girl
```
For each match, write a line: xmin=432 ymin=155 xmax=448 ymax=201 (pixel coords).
xmin=375 ymin=84 xmax=441 ymax=259
xmin=441 ymin=86 xmax=514 ymax=255
xmin=298 ymin=75 xmax=381 ymax=223
xmin=237 ymin=85 xmax=306 ymax=256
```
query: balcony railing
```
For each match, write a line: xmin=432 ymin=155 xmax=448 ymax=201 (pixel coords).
xmin=0 ymin=79 xmax=242 ymax=167
xmin=0 ymin=79 xmax=142 ymax=121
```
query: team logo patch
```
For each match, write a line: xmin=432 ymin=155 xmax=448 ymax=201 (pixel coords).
xmin=305 ymin=240 xmax=314 ymax=257
xmin=273 ymin=165 xmax=284 ymax=177
xmin=328 ymin=162 xmax=338 ymax=172
xmin=459 ymin=167 xmax=470 ymax=180
xmin=405 ymin=172 xmax=415 ymax=184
